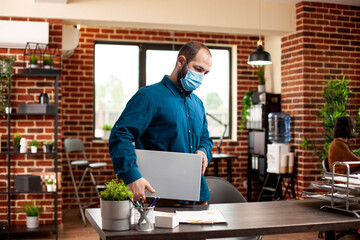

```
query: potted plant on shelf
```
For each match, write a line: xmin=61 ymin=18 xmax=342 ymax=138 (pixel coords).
xmin=43 ymin=56 xmax=54 ymax=69
xmin=257 ymin=66 xmax=265 ymax=92
xmin=0 ymin=56 xmax=16 ymax=115
xmin=29 ymin=140 xmax=39 ymax=153
xmin=102 ymin=124 xmax=112 ymax=140
xmin=18 ymin=201 xmax=43 ymax=229
xmin=100 ymin=179 xmax=133 ymax=231
xmin=45 ymin=178 xmax=55 ymax=192
xmin=42 ymin=140 xmax=54 ymax=153
xmin=13 ymin=133 xmax=21 ymax=153
xmin=29 ymin=54 xmax=38 ymax=68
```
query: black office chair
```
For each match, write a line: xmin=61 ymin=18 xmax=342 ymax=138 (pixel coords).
xmin=205 ymin=176 xmax=262 ymax=240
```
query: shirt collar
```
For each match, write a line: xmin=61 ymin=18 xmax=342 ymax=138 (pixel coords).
xmin=161 ymin=75 xmax=192 ymax=98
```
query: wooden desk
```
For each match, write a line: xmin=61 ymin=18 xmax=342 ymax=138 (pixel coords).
xmin=211 ymin=153 xmax=237 ymax=183
xmin=85 ymin=200 xmax=360 ymax=240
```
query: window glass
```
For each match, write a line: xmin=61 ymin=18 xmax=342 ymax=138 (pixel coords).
xmin=94 ymin=44 xmax=139 ymax=138
xmin=94 ymin=42 xmax=231 ymax=139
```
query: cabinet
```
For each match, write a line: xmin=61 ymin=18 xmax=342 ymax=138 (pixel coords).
xmin=247 ymin=92 xmax=281 ymax=201
xmin=1 ymin=70 xmax=60 ymax=239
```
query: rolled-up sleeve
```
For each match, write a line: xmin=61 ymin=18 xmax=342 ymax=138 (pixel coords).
xmin=108 ymin=91 xmax=153 ymax=184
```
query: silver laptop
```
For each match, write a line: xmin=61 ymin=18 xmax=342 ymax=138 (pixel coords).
xmin=135 ymin=149 xmax=202 ymax=201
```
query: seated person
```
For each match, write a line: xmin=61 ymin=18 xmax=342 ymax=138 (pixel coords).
xmin=328 ymin=116 xmax=360 ymax=174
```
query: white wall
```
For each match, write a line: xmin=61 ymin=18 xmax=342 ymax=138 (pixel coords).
xmin=0 ymin=0 xmax=295 ymax=36
xmin=0 ymin=0 xmax=296 ymax=94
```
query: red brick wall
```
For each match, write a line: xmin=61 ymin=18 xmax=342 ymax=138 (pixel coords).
xmin=2 ymin=2 xmax=359 ymax=222
xmin=61 ymin=27 xmax=260 ymax=207
xmin=281 ymin=2 xmax=360 ymax=196
xmin=0 ymin=17 xmax=63 ymax=225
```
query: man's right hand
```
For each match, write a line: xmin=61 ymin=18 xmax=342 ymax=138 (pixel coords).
xmin=128 ymin=177 xmax=156 ymax=202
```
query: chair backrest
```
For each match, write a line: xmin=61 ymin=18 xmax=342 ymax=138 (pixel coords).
xmin=64 ymin=138 xmax=85 ymax=153
xmin=205 ymin=176 xmax=247 ymax=204
xmin=322 ymin=159 xmax=330 ymax=173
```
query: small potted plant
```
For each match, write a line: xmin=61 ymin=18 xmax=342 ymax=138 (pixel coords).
xmin=18 ymin=201 xmax=43 ymax=228
xmin=257 ymin=66 xmax=265 ymax=92
xmin=100 ymin=179 xmax=133 ymax=231
xmin=42 ymin=140 xmax=54 ymax=153
xmin=13 ymin=132 xmax=21 ymax=153
xmin=29 ymin=140 xmax=39 ymax=153
xmin=45 ymin=178 xmax=55 ymax=192
xmin=102 ymin=124 xmax=112 ymax=140
xmin=29 ymin=54 xmax=38 ymax=68
xmin=43 ymin=56 xmax=54 ymax=69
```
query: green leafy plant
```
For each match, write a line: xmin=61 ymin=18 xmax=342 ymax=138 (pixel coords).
xmin=257 ymin=66 xmax=265 ymax=85
xmin=13 ymin=133 xmax=21 ymax=146
xmin=42 ymin=140 xmax=54 ymax=146
xmin=43 ymin=56 xmax=54 ymax=66
xmin=239 ymin=90 xmax=256 ymax=133
xmin=299 ymin=76 xmax=360 ymax=161
xmin=100 ymin=179 xmax=133 ymax=201
xmin=102 ymin=124 xmax=113 ymax=131
xmin=29 ymin=140 xmax=39 ymax=147
xmin=30 ymin=54 xmax=38 ymax=65
xmin=18 ymin=201 xmax=43 ymax=217
xmin=45 ymin=179 xmax=54 ymax=185
xmin=0 ymin=56 xmax=16 ymax=115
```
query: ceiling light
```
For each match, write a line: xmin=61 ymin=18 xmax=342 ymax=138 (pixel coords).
xmin=248 ymin=0 xmax=272 ymax=66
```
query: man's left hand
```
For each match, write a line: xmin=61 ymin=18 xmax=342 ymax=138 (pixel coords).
xmin=196 ymin=150 xmax=208 ymax=175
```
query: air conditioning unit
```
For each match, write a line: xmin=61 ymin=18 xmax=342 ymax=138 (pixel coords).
xmin=0 ymin=21 xmax=49 ymax=48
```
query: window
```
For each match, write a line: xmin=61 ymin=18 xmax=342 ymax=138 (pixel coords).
xmin=94 ymin=41 xmax=232 ymax=140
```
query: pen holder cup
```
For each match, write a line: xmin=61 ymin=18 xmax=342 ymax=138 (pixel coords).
xmin=135 ymin=206 xmax=155 ymax=231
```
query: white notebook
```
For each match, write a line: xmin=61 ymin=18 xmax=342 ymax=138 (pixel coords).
xmin=136 ymin=149 xmax=202 ymax=201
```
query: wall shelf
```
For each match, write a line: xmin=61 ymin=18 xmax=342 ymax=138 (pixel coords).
xmin=3 ymin=72 xmax=60 ymax=240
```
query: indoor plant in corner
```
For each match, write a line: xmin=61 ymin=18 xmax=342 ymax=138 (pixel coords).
xmin=100 ymin=179 xmax=134 ymax=231
xmin=18 ymin=201 xmax=43 ymax=229
xmin=0 ymin=56 xmax=16 ymax=115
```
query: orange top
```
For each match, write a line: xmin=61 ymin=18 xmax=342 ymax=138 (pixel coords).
xmin=328 ymin=138 xmax=360 ymax=174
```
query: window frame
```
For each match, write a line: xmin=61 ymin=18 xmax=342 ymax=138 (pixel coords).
xmin=93 ymin=40 xmax=233 ymax=140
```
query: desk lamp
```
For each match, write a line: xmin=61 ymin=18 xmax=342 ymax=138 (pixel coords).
xmin=206 ymin=112 xmax=228 ymax=154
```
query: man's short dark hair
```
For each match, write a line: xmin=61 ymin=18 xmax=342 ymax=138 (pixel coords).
xmin=177 ymin=41 xmax=211 ymax=63
xmin=333 ymin=116 xmax=356 ymax=139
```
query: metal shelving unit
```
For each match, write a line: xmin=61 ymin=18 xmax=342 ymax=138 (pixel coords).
xmin=1 ymin=70 xmax=60 ymax=239
xmin=302 ymin=161 xmax=360 ymax=218
xmin=247 ymin=92 xmax=281 ymax=201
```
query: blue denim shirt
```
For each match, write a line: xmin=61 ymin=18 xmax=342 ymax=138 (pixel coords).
xmin=109 ymin=75 xmax=213 ymax=201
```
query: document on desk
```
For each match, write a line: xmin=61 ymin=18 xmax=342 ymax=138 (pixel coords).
xmin=175 ymin=210 xmax=227 ymax=224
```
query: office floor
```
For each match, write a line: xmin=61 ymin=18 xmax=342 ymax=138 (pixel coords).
xmin=10 ymin=209 xmax=359 ymax=240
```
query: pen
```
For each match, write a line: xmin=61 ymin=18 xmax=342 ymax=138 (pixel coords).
xmin=128 ymin=196 xmax=138 ymax=208
xmin=150 ymin=197 xmax=160 ymax=207
xmin=149 ymin=197 xmax=156 ymax=207
xmin=140 ymin=197 xmax=144 ymax=208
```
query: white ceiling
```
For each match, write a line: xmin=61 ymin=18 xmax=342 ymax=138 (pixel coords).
xmin=265 ymin=0 xmax=360 ymax=7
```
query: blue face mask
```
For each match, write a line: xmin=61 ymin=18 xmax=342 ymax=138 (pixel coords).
xmin=180 ymin=68 xmax=204 ymax=92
